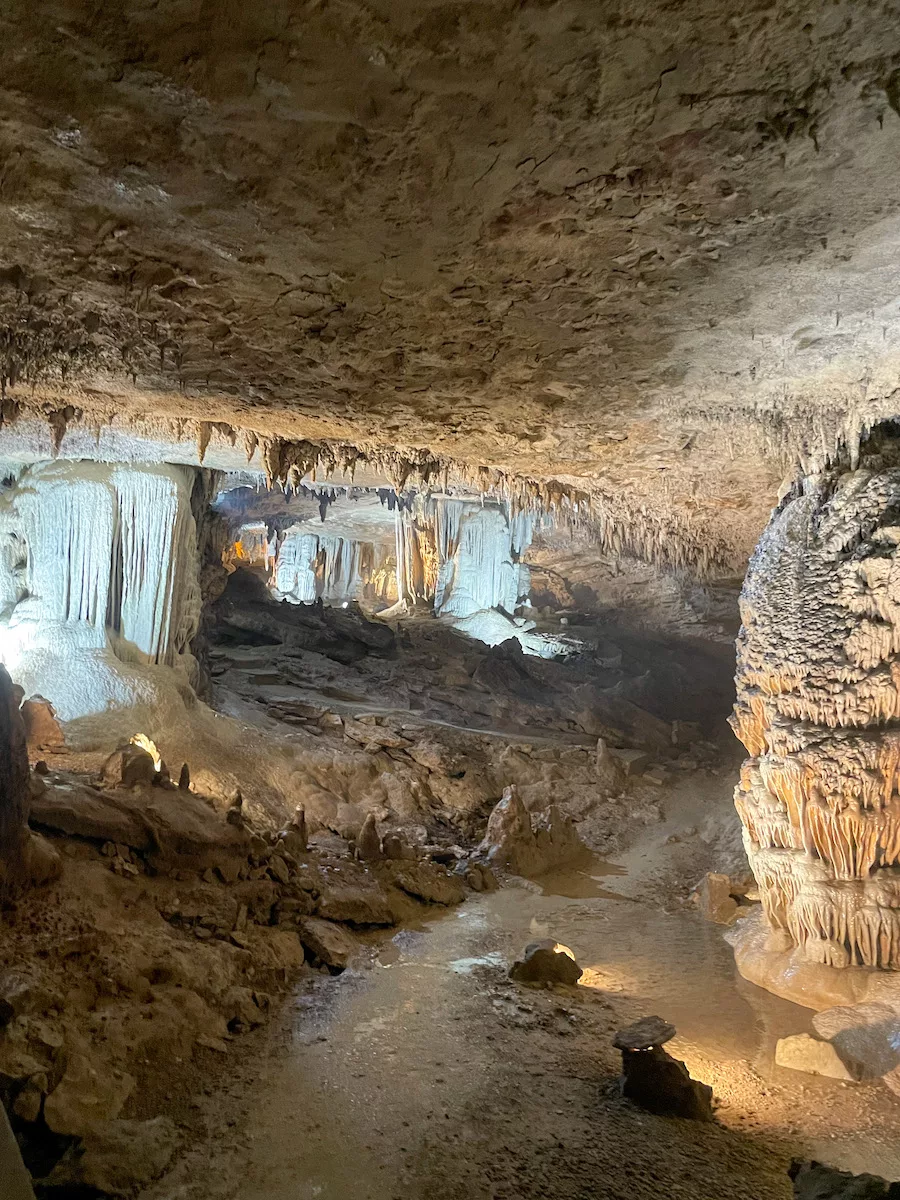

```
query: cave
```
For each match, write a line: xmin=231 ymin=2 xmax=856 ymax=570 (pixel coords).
xmin=3 ymin=3 xmax=900 ymax=1198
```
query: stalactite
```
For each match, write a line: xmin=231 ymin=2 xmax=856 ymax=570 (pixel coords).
xmin=196 ymin=420 xmax=213 ymax=464
xmin=0 ymin=461 xmax=201 ymax=718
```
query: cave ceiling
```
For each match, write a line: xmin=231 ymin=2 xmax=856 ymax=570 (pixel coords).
xmin=1 ymin=0 xmax=899 ymax=571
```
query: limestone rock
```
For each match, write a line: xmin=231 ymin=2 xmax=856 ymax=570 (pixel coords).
xmin=386 ymin=861 xmax=467 ymax=906
xmin=44 ymin=1116 xmax=179 ymax=1196
xmin=100 ymin=743 xmax=157 ymax=788
xmin=381 ymin=831 xmax=415 ymax=861
xmin=594 ymin=737 xmax=625 ymax=789
xmin=509 ymin=940 xmax=582 ymax=985
xmin=22 ymin=830 xmax=62 ymax=887
xmin=0 ymin=663 xmax=31 ymax=901
xmin=30 ymin=781 xmax=251 ymax=874
xmin=479 ymin=785 xmax=587 ymax=877
xmin=789 ymin=1159 xmax=900 ymax=1198
xmin=356 ymin=812 xmax=383 ymax=862
xmin=44 ymin=1051 xmax=135 ymax=1136
xmin=317 ymin=878 xmax=394 ymax=926
xmin=299 ymin=916 xmax=359 ymax=970
xmin=696 ymin=872 xmax=739 ymax=925
xmin=811 ymin=1003 xmax=900 ymax=1080
xmin=612 ymin=748 xmax=650 ymax=777
xmin=20 ymin=695 xmax=64 ymax=751
xmin=774 ymin=1034 xmax=856 ymax=1081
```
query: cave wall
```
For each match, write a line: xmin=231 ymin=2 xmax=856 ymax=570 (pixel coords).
xmin=732 ymin=455 xmax=900 ymax=968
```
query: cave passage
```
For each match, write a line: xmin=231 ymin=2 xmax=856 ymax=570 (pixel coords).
xmin=6 ymin=1 xmax=900 ymax=1196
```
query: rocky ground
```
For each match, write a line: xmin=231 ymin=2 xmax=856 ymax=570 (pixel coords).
xmin=0 ymin=585 xmax=769 ymax=1197
xmin=133 ymin=770 xmax=900 ymax=1200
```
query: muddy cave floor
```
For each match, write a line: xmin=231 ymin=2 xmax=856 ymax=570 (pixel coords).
xmin=12 ymin=598 xmax=900 ymax=1199
xmin=136 ymin=768 xmax=900 ymax=1200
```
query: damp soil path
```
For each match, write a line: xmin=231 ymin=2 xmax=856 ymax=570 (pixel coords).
xmin=140 ymin=856 xmax=900 ymax=1200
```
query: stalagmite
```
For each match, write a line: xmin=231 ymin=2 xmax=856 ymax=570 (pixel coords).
xmin=732 ymin=434 xmax=900 ymax=970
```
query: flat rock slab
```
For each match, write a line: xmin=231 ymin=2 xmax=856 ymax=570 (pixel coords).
xmin=30 ymin=782 xmax=250 ymax=871
xmin=613 ymin=1015 xmax=676 ymax=1051
xmin=775 ymin=1033 xmax=856 ymax=1081
xmin=299 ymin=917 xmax=359 ymax=969
xmin=384 ymin=861 xmax=467 ymax=906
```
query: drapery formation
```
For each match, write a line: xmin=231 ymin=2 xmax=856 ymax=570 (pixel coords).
xmin=0 ymin=461 xmax=202 ymax=718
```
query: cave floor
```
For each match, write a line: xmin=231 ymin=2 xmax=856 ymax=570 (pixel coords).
xmin=139 ymin=773 xmax=900 ymax=1200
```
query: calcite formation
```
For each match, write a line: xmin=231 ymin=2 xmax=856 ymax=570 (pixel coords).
xmin=732 ymin=445 xmax=900 ymax=970
xmin=0 ymin=460 xmax=202 ymax=718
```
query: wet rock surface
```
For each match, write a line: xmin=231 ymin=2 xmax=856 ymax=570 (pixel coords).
xmin=0 ymin=752 xmax=478 ymax=1194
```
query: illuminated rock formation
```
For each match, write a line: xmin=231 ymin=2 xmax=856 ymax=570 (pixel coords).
xmin=732 ymin=447 xmax=900 ymax=970
xmin=0 ymin=461 xmax=201 ymax=719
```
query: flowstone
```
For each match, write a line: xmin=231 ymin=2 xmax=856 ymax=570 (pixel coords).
xmin=732 ymin=443 xmax=900 ymax=978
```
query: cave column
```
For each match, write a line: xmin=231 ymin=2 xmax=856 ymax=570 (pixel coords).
xmin=0 ymin=663 xmax=30 ymax=904
xmin=732 ymin=463 xmax=900 ymax=969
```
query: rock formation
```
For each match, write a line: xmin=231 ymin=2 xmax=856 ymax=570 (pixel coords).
xmin=0 ymin=664 xmax=30 ymax=903
xmin=732 ymin=441 xmax=900 ymax=972
xmin=509 ymin=939 xmax=583 ymax=986
xmin=612 ymin=1016 xmax=714 ymax=1122
xmin=478 ymin=785 xmax=587 ymax=877
xmin=790 ymin=1160 xmax=900 ymax=1199
xmin=0 ymin=461 xmax=202 ymax=720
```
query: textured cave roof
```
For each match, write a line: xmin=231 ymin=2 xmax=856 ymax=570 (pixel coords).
xmin=1 ymin=0 xmax=899 ymax=568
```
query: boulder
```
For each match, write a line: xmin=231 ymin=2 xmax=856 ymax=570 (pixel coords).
xmin=20 ymin=695 xmax=65 ymax=751
xmin=44 ymin=1051 xmax=135 ymax=1136
xmin=774 ymin=1034 xmax=856 ymax=1081
xmin=43 ymin=1116 xmax=179 ymax=1196
xmin=510 ymin=939 xmax=583 ymax=985
xmin=789 ymin=1160 xmax=900 ymax=1198
xmin=22 ymin=830 xmax=62 ymax=887
xmin=317 ymin=878 xmax=394 ymax=926
xmin=811 ymin=1003 xmax=900 ymax=1081
xmin=100 ymin=744 xmax=157 ymax=788
xmin=299 ymin=917 xmax=359 ymax=970
xmin=696 ymin=873 xmax=739 ymax=925
xmin=386 ymin=861 xmax=467 ymax=906
xmin=611 ymin=747 xmax=650 ymax=778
